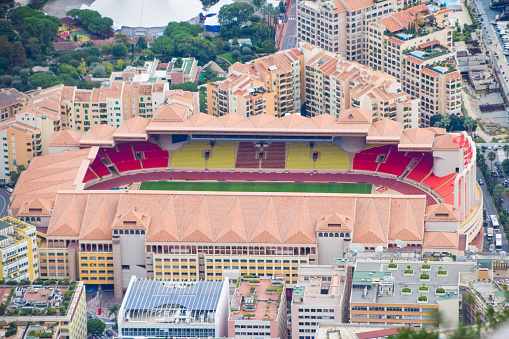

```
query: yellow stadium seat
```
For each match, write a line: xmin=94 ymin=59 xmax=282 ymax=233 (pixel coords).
xmin=314 ymin=144 xmax=349 ymax=170
xmin=171 ymin=142 xmax=209 ymax=168
xmin=287 ymin=143 xmax=314 ymax=169
xmin=207 ymin=142 xmax=235 ymax=169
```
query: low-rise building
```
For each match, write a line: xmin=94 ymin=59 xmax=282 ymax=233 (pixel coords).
xmin=0 ymin=88 xmax=26 ymax=122
xmin=0 ymin=217 xmax=38 ymax=282
xmin=167 ymin=57 xmax=199 ymax=84
xmin=291 ymin=259 xmax=350 ymax=339
xmin=229 ymin=276 xmax=287 ymax=339
xmin=466 ymin=278 xmax=508 ymax=325
xmin=118 ymin=276 xmax=230 ymax=338
xmin=0 ymin=281 xmax=87 ymax=339
xmin=349 ymin=260 xmax=476 ymax=330
xmin=314 ymin=324 xmax=415 ymax=339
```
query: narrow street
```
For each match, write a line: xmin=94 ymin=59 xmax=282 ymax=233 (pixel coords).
xmin=281 ymin=0 xmax=297 ymax=50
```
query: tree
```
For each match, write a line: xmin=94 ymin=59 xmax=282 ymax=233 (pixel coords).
xmin=218 ymin=2 xmax=254 ymax=36
xmin=137 ymin=36 xmax=148 ymax=50
xmin=503 ymin=159 xmax=509 ymax=175
xmin=169 ymin=83 xmax=198 ymax=92
xmin=488 ymin=151 xmax=496 ymax=172
xmin=87 ymin=319 xmax=106 ymax=335
xmin=93 ymin=65 xmax=107 ymax=78
xmin=107 ymin=304 xmax=120 ymax=320
xmin=463 ymin=116 xmax=477 ymax=136
xmin=504 ymin=144 xmax=509 ymax=159
xmin=9 ymin=42 xmax=26 ymax=67
xmin=29 ymin=0 xmax=45 ymax=10
xmin=0 ymin=37 xmax=12 ymax=59
xmin=231 ymin=50 xmax=241 ymax=61
xmin=0 ymin=21 xmax=16 ymax=41
xmin=151 ymin=36 xmax=174 ymax=56
xmin=77 ymin=10 xmax=113 ymax=36
xmin=242 ymin=46 xmax=251 ymax=55
xmin=28 ymin=72 xmax=55 ymax=88
xmin=111 ymin=43 xmax=128 ymax=58
xmin=66 ymin=9 xmax=80 ymax=19
xmin=102 ymin=44 xmax=113 ymax=55
xmin=174 ymin=37 xmax=216 ymax=63
xmin=8 ymin=165 xmax=25 ymax=187
xmin=262 ymin=39 xmax=276 ymax=53
xmin=494 ymin=184 xmax=504 ymax=205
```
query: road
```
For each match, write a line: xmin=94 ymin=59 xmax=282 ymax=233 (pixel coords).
xmin=87 ymin=310 xmax=116 ymax=339
xmin=476 ymin=144 xmax=509 ymax=252
xmin=281 ymin=0 xmax=297 ymax=50
xmin=43 ymin=0 xmax=94 ymax=18
xmin=0 ymin=189 xmax=10 ymax=218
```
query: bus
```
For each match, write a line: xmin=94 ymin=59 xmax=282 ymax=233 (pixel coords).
xmin=491 ymin=215 xmax=500 ymax=230
xmin=488 ymin=227 xmax=494 ymax=241
xmin=496 ymin=234 xmax=503 ymax=250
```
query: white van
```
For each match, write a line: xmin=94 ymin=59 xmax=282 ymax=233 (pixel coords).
xmin=6 ymin=187 xmax=13 ymax=193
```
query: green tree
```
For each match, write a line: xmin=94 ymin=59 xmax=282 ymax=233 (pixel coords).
xmin=87 ymin=319 xmax=106 ymax=335
xmin=231 ymin=49 xmax=241 ymax=61
xmin=463 ymin=116 xmax=477 ymax=136
xmin=218 ymin=2 xmax=254 ymax=36
xmin=0 ymin=21 xmax=16 ymax=41
xmin=29 ymin=0 xmax=45 ymax=10
xmin=8 ymin=165 xmax=26 ymax=187
xmin=111 ymin=43 xmax=128 ymax=58
xmin=488 ymin=151 xmax=496 ymax=172
xmin=93 ymin=65 xmax=107 ymax=78
xmin=66 ymin=9 xmax=81 ymax=19
xmin=28 ymin=72 xmax=54 ymax=88
xmin=494 ymin=184 xmax=504 ymax=205
xmin=504 ymin=144 xmax=509 ymax=159
xmin=169 ymin=83 xmax=198 ymax=92
xmin=9 ymin=42 xmax=26 ymax=67
xmin=174 ymin=37 xmax=216 ymax=63
xmin=0 ymin=37 xmax=12 ymax=59
xmin=102 ymin=44 xmax=113 ymax=55
xmin=107 ymin=304 xmax=120 ymax=320
xmin=262 ymin=39 xmax=276 ymax=53
xmin=137 ymin=37 xmax=148 ymax=50
xmin=151 ymin=36 xmax=174 ymax=56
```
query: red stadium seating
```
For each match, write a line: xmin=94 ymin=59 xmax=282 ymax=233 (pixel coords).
xmin=353 ymin=145 xmax=391 ymax=171
xmin=116 ymin=143 xmax=133 ymax=152
xmin=435 ymin=175 xmax=457 ymax=198
xmin=444 ymin=194 xmax=455 ymax=205
xmin=422 ymin=172 xmax=456 ymax=189
xmin=144 ymin=150 xmax=170 ymax=159
xmin=235 ymin=142 xmax=260 ymax=169
xmin=406 ymin=154 xmax=433 ymax=182
xmin=115 ymin=160 xmax=142 ymax=172
xmin=377 ymin=148 xmax=420 ymax=176
xmin=83 ymin=168 xmax=98 ymax=182
xmin=98 ymin=147 xmax=117 ymax=155
xmin=142 ymin=157 xmax=169 ymax=169
xmin=108 ymin=151 xmax=135 ymax=163
xmin=132 ymin=141 xmax=162 ymax=152
xmin=262 ymin=143 xmax=286 ymax=169
xmin=90 ymin=158 xmax=110 ymax=178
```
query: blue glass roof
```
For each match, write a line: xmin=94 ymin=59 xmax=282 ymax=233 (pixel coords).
xmin=124 ymin=280 xmax=224 ymax=311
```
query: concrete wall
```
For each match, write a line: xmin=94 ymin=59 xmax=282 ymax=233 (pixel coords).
xmin=120 ymin=232 xmax=147 ymax=290
xmin=49 ymin=145 xmax=80 ymax=155
xmin=433 ymin=150 xmax=462 ymax=177
xmin=317 ymin=235 xmax=346 ymax=265
xmin=425 ymin=221 xmax=459 ymax=232
xmin=215 ymin=278 xmax=229 ymax=338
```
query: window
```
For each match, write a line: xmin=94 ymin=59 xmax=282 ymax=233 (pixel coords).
xmin=122 ymin=265 xmax=130 ymax=270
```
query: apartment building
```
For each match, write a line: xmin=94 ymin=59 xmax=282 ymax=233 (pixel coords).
xmin=228 ymin=276 xmax=286 ymax=339
xmin=0 ymin=121 xmax=41 ymax=184
xmin=302 ymin=44 xmax=419 ymax=127
xmin=291 ymin=259 xmax=350 ymax=339
xmin=0 ymin=216 xmax=38 ymax=282
xmin=207 ymin=45 xmax=418 ymax=128
xmin=0 ymin=281 xmax=87 ymax=339
xmin=118 ymin=277 xmax=229 ymax=338
xmin=465 ymin=278 xmax=508 ymax=325
xmin=167 ymin=57 xmax=199 ymax=84
xmin=366 ymin=5 xmax=460 ymax=126
xmin=61 ymin=81 xmax=169 ymax=131
xmin=297 ymin=0 xmax=397 ymax=63
xmin=207 ymin=74 xmax=277 ymax=117
xmin=0 ymin=88 xmax=26 ymax=122
xmin=349 ymin=260 xmax=476 ymax=330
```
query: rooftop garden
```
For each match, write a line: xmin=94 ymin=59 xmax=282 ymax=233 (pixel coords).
xmin=419 ymin=285 xmax=429 ymax=291
xmin=403 ymin=44 xmax=451 ymax=60
xmin=420 ymin=273 xmax=430 ymax=280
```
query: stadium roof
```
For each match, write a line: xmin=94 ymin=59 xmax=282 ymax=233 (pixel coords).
xmin=42 ymin=190 xmax=427 ymax=245
xmin=123 ymin=279 xmax=224 ymax=311
xmin=86 ymin=0 xmax=203 ymax=29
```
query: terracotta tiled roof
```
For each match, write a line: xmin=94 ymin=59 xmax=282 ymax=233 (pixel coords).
xmin=418 ymin=39 xmax=440 ymax=49
xmin=446 ymin=72 xmax=461 ymax=79
xmin=43 ymin=192 xmax=427 ymax=245
xmin=421 ymin=68 xmax=440 ymax=78
xmin=433 ymin=134 xmax=460 ymax=151
xmin=379 ymin=17 xmax=404 ymax=32
xmin=368 ymin=118 xmax=404 ymax=140
xmin=424 ymin=231 xmax=458 ymax=248
xmin=341 ymin=0 xmax=374 ymax=12
xmin=18 ymin=198 xmax=54 ymax=217
xmin=48 ymin=130 xmax=82 ymax=147
xmin=405 ymin=56 xmax=424 ymax=65
xmin=425 ymin=203 xmax=459 ymax=222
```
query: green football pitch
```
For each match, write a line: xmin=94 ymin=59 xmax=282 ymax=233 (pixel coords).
xmin=139 ymin=181 xmax=372 ymax=194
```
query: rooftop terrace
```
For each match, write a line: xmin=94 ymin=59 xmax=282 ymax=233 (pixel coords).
xmin=230 ymin=276 xmax=284 ymax=321
xmin=351 ymin=260 xmax=476 ymax=305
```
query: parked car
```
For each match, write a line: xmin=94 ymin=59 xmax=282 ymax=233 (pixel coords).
xmin=6 ymin=187 xmax=13 ymax=193
xmin=479 ymin=179 xmax=484 ymax=185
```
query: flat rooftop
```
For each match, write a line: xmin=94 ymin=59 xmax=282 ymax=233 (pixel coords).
xmin=230 ymin=278 xmax=284 ymax=321
xmin=351 ymin=260 xmax=476 ymax=305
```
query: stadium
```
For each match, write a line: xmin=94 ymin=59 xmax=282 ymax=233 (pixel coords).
xmin=10 ymin=106 xmax=482 ymax=295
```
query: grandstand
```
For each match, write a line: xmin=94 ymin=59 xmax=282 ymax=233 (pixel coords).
xmin=171 ymin=142 xmax=209 ymax=168
xmin=287 ymin=143 xmax=314 ymax=169
xmin=206 ymin=142 xmax=235 ymax=169
xmin=235 ymin=142 xmax=261 ymax=169
xmin=314 ymin=143 xmax=349 ymax=170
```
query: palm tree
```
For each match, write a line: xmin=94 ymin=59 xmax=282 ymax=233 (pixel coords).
xmin=463 ymin=116 xmax=476 ymax=136
xmin=494 ymin=184 xmax=504 ymax=204
xmin=487 ymin=151 xmax=496 ymax=172
xmin=108 ymin=304 xmax=120 ymax=320
xmin=504 ymin=144 xmax=509 ymax=159
xmin=504 ymin=187 xmax=509 ymax=202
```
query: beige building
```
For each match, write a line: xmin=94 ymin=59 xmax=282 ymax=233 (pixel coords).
xmin=0 ymin=281 xmax=87 ymax=339
xmin=302 ymin=44 xmax=419 ymax=128
xmin=0 ymin=88 xmax=26 ymax=122
xmin=350 ymin=260 xmax=477 ymax=330
xmin=366 ymin=5 xmax=460 ymax=126
xmin=296 ymin=0 xmax=398 ymax=63
xmin=229 ymin=276 xmax=287 ymax=339
xmin=291 ymin=259 xmax=350 ymax=339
